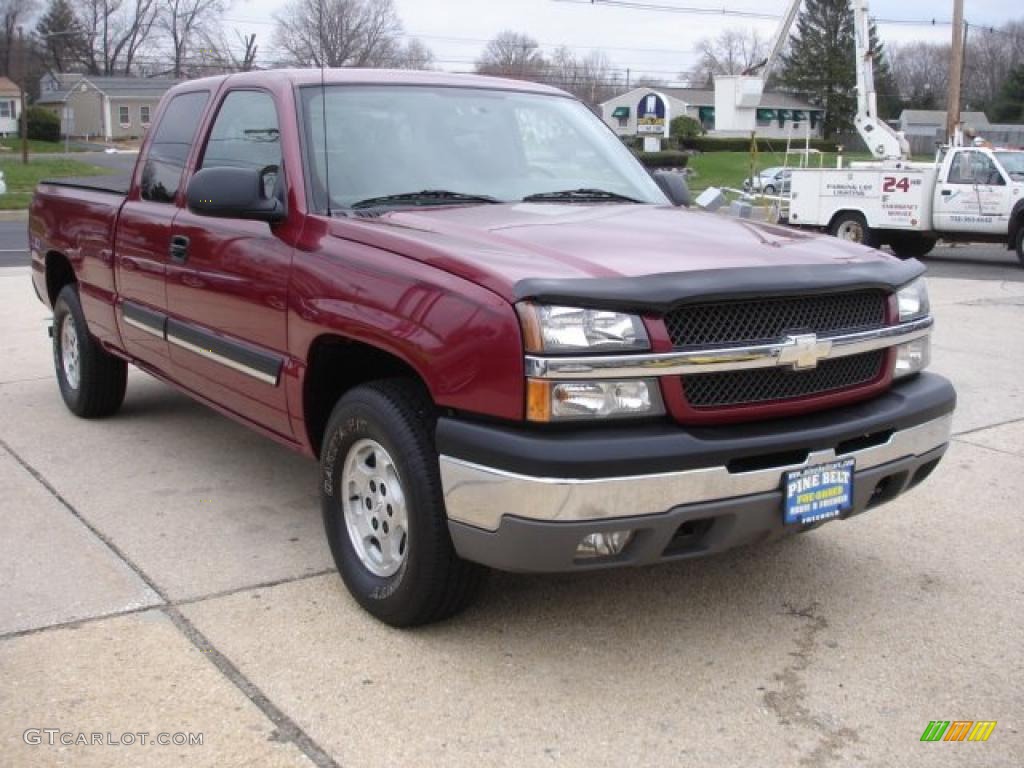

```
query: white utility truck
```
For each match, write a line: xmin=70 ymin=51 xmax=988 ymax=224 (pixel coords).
xmin=787 ymin=146 xmax=1024 ymax=261
xmin=738 ymin=0 xmax=1024 ymax=266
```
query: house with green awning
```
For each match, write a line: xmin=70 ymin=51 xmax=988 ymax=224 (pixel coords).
xmin=600 ymin=84 xmax=822 ymax=141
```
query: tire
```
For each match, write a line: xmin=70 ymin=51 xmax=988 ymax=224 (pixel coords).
xmin=763 ymin=184 xmax=776 ymax=195
xmin=52 ymin=285 xmax=127 ymax=418
xmin=1016 ymin=226 xmax=1024 ymax=268
xmin=319 ymin=379 xmax=484 ymax=627
xmin=890 ymin=234 xmax=937 ymax=260
xmin=829 ymin=211 xmax=879 ymax=249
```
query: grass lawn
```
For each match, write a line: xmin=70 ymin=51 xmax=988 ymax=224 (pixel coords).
xmin=0 ymin=157 xmax=114 ymax=210
xmin=0 ymin=138 xmax=84 ymax=154
xmin=686 ymin=151 xmax=884 ymax=192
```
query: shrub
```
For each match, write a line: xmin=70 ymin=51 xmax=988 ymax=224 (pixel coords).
xmin=634 ymin=150 xmax=689 ymax=169
xmin=680 ymin=136 xmax=838 ymax=153
xmin=25 ymin=107 xmax=61 ymax=142
xmin=670 ymin=115 xmax=703 ymax=139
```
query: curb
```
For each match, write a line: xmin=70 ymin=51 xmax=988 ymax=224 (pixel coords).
xmin=0 ymin=209 xmax=28 ymax=221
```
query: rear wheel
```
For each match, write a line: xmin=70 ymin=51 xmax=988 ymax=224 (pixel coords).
xmin=890 ymin=233 xmax=937 ymax=259
xmin=52 ymin=285 xmax=127 ymax=418
xmin=829 ymin=212 xmax=879 ymax=249
xmin=319 ymin=379 xmax=484 ymax=626
xmin=763 ymin=184 xmax=777 ymax=195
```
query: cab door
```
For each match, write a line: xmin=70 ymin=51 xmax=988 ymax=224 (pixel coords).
xmin=933 ymin=149 xmax=1008 ymax=234
xmin=165 ymin=89 xmax=295 ymax=439
xmin=115 ymin=90 xmax=210 ymax=371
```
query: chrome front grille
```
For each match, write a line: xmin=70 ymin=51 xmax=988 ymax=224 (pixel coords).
xmin=664 ymin=291 xmax=887 ymax=348
xmin=667 ymin=291 xmax=889 ymax=411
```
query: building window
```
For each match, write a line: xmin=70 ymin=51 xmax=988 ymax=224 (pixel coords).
xmin=118 ymin=105 xmax=130 ymax=127
xmin=0 ymin=100 xmax=14 ymax=119
xmin=617 ymin=116 xmax=627 ymax=128
xmin=140 ymin=105 xmax=151 ymax=125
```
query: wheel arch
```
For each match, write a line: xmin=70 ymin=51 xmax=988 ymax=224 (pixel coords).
xmin=44 ymin=250 xmax=76 ymax=308
xmin=1009 ymin=199 xmax=1024 ymax=250
xmin=301 ymin=334 xmax=432 ymax=458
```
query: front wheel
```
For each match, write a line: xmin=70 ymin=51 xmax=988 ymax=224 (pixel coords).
xmin=1016 ymin=226 xmax=1024 ymax=268
xmin=829 ymin=212 xmax=879 ymax=249
xmin=53 ymin=285 xmax=127 ymax=418
xmin=890 ymin=233 xmax=937 ymax=259
xmin=319 ymin=379 xmax=484 ymax=627
xmin=763 ymin=184 xmax=776 ymax=195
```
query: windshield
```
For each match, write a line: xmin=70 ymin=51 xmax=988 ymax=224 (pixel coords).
xmin=994 ymin=151 xmax=1024 ymax=181
xmin=301 ymin=85 xmax=667 ymax=211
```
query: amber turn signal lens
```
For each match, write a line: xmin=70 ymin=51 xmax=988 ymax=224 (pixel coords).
xmin=526 ymin=378 xmax=552 ymax=422
xmin=515 ymin=303 xmax=544 ymax=354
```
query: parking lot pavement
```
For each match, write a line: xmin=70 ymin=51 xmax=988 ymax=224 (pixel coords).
xmin=1 ymin=249 xmax=1023 ymax=767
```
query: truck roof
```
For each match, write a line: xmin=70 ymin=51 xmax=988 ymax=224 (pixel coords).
xmin=167 ymin=68 xmax=572 ymax=99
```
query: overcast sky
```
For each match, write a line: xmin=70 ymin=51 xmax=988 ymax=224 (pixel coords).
xmin=232 ymin=0 xmax=1021 ymax=83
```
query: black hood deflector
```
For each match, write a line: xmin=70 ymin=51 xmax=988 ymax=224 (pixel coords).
xmin=514 ymin=259 xmax=925 ymax=314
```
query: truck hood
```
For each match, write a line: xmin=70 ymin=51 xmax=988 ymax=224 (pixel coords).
xmin=335 ymin=203 xmax=904 ymax=306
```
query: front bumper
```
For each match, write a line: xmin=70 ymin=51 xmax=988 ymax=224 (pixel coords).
xmin=438 ymin=373 xmax=955 ymax=572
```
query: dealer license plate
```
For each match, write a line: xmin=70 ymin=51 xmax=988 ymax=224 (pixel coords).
xmin=783 ymin=458 xmax=855 ymax=525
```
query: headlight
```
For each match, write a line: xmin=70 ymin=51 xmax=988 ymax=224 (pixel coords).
xmin=893 ymin=336 xmax=931 ymax=379
xmin=896 ymin=278 xmax=930 ymax=322
xmin=526 ymin=378 xmax=665 ymax=422
xmin=517 ymin=303 xmax=650 ymax=354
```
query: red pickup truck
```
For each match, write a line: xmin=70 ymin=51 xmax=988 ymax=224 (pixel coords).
xmin=30 ymin=69 xmax=955 ymax=626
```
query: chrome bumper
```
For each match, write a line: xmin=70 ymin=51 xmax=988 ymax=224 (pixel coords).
xmin=440 ymin=413 xmax=953 ymax=532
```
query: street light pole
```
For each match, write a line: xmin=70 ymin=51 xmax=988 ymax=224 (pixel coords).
xmin=18 ymin=26 xmax=28 ymax=165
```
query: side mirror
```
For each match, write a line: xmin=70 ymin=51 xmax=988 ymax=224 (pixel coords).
xmin=651 ymin=170 xmax=691 ymax=208
xmin=186 ymin=166 xmax=285 ymax=222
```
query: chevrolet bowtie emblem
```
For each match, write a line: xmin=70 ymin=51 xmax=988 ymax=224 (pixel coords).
xmin=778 ymin=333 xmax=832 ymax=370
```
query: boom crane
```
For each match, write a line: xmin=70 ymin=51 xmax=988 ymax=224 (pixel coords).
xmin=741 ymin=0 xmax=910 ymax=162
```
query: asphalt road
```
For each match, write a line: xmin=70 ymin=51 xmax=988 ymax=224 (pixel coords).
xmin=0 ymin=238 xmax=1022 ymax=767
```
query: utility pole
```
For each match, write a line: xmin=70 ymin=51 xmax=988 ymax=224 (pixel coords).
xmin=18 ymin=26 xmax=28 ymax=165
xmin=945 ymin=0 xmax=965 ymax=144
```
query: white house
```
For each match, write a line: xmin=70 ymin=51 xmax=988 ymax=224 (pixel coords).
xmin=0 ymin=77 xmax=23 ymax=137
xmin=601 ymin=83 xmax=823 ymax=141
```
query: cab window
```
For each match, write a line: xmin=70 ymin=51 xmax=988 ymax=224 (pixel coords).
xmin=947 ymin=151 xmax=1004 ymax=186
xmin=201 ymin=90 xmax=282 ymax=198
xmin=140 ymin=91 xmax=210 ymax=203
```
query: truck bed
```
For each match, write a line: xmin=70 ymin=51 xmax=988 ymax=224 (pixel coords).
xmin=40 ymin=174 xmax=131 ymax=196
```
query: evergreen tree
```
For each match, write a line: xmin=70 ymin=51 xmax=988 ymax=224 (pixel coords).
xmin=991 ymin=64 xmax=1024 ymax=123
xmin=36 ymin=0 xmax=89 ymax=74
xmin=779 ymin=0 xmax=903 ymax=136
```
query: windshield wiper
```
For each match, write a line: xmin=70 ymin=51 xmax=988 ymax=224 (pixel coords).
xmin=522 ymin=188 xmax=643 ymax=203
xmin=350 ymin=190 xmax=501 ymax=209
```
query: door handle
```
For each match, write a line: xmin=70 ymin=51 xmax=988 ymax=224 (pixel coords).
xmin=169 ymin=235 xmax=190 ymax=264
xmin=940 ymin=190 xmax=952 ymax=196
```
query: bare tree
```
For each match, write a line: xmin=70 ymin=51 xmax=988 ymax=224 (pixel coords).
xmin=963 ymin=22 xmax=1024 ymax=110
xmin=688 ymin=28 xmax=767 ymax=86
xmin=274 ymin=0 xmax=416 ymax=68
xmin=0 ymin=0 xmax=37 ymax=77
xmin=544 ymin=46 xmax=620 ymax=106
xmin=79 ymin=0 xmax=159 ymax=75
xmin=475 ymin=31 xmax=546 ymax=80
xmin=158 ymin=0 xmax=225 ymax=78
xmin=889 ymin=41 xmax=950 ymax=110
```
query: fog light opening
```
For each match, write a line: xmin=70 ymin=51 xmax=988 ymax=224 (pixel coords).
xmin=574 ymin=530 xmax=634 ymax=560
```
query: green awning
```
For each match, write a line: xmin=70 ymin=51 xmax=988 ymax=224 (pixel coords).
xmin=792 ymin=110 xmax=807 ymax=121
xmin=777 ymin=109 xmax=793 ymax=122
xmin=756 ymin=108 xmax=776 ymax=121
xmin=698 ymin=106 xmax=715 ymax=120
xmin=612 ymin=106 xmax=630 ymax=118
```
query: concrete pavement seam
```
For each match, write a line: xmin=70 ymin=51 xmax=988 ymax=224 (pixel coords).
xmin=0 ymin=437 xmax=342 ymax=768
xmin=952 ymin=415 xmax=1024 ymax=438
xmin=951 ymin=437 xmax=1024 ymax=460
xmin=0 ymin=569 xmax=337 ymax=643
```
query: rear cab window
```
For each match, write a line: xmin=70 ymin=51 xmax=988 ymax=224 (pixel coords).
xmin=139 ymin=91 xmax=210 ymax=203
